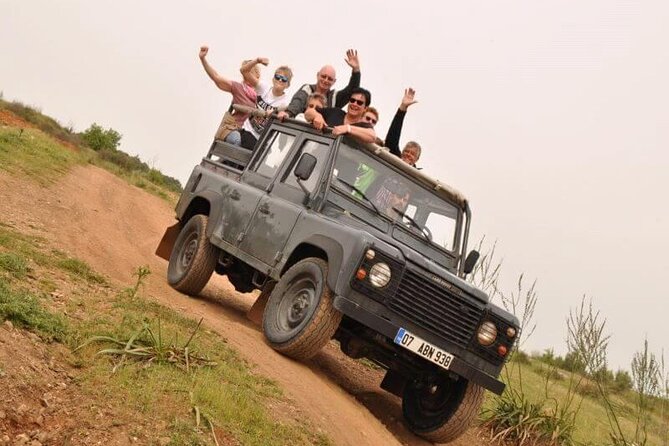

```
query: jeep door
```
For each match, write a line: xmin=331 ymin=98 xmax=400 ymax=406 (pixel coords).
xmin=219 ymin=128 xmax=298 ymax=246
xmin=239 ymin=135 xmax=333 ymax=266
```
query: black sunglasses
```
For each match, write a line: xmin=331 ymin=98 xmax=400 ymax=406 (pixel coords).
xmin=349 ymin=97 xmax=365 ymax=106
xmin=364 ymin=115 xmax=377 ymax=124
xmin=274 ymin=73 xmax=289 ymax=83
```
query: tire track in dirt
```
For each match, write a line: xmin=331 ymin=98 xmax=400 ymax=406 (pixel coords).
xmin=0 ymin=165 xmax=487 ymax=446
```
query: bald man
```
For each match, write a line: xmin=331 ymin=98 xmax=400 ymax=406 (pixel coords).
xmin=278 ymin=49 xmax=361 ymax=119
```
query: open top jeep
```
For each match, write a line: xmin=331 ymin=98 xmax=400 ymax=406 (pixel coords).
xmin=157 ymin=117 xmax=519 ymax=443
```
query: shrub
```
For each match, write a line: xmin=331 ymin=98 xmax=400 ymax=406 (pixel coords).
xmin=80 ymin=123 xmax=122 ymax=152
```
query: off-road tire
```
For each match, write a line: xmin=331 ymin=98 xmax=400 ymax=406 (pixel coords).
xmin=402 ymin=376 xmax=484 ymax=444
xmin=262 ymin=258 xmax=342 ymax=360
xmin=167 ymin=214 xmax=217 ymax=295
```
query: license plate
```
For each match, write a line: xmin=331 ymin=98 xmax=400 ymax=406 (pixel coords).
xmin=394 ymin=328 xmax=454 ymax=370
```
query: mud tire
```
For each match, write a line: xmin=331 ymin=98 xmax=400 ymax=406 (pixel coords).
xmin=262 ymin=258 xmax=342 ymax=360
xmin=402 ymin=375 xmax=484 ymax=444
xmin=167 ymin=214 xmax=217 ymax=295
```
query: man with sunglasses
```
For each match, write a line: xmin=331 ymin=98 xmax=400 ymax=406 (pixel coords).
xmin=234 ymin=59 xmax=293 ymax=150
xmin=305 ymin=87 xmax=376 ymax=144
xmin=277 ymin=49 xmax=361 ymax=120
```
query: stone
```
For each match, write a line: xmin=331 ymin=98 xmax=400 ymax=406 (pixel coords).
xmin=14 ymin=434 xmax=30 ymax=446
xmin=2 ymin=320 xmax=13 ymax=331
xmin=158 ymin=438 xmax=171 ymax=446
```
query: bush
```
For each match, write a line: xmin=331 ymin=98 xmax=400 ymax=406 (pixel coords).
xmin=80 ymin=123 xmax=121 ymax=152
xmin=0 ymin=99 xmax=83 ymax=147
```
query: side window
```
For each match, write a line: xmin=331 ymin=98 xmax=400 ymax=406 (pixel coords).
xmin=283 ymin=140 xmax=330 ymax=193
xmin=253 ymin=131 xmax=296 ymax=178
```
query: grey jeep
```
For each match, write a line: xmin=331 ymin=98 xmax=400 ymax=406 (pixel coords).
xmin=156 ymin=117 xmax=519 ymax=443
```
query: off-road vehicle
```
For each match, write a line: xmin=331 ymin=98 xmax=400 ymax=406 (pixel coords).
xmin=157 ymin=114 xmax=519 ymax=443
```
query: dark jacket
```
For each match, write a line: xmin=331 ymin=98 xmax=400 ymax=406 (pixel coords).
xmin=285 ymin=71 xmax=361 ymax=117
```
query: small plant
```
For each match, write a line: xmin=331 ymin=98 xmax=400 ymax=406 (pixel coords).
xmin=75 ymin=317 xmax=216 ymax=373
xmin=123 ymin=265 xmax=151 ymax=299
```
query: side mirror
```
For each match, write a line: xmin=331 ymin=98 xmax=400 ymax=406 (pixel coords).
xmin=294 ymin=153 xmax=317 ymax=181
xmin=463 ymin=250 xmax=480 ymax=275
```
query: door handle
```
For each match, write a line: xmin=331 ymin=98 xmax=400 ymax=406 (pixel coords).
xmin=230 ymin=190 xmax=241 ymax=201
xmin=259 ymin=203 xmax=270 ymax=214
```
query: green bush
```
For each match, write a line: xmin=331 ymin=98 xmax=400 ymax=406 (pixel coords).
xmin=0 ymin=99 xmax=82 ymax=147
xmin=80 ymin=123 xmax=121 ymax=152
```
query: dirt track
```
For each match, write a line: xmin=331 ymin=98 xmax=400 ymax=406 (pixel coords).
xmin=0 ymin=164 xmax=487 ymax=446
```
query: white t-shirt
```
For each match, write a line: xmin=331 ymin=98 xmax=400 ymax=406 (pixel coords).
xmin=242 ymin=81 xmax=290 ymax=139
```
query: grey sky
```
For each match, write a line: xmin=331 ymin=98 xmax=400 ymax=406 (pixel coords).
xmin=2 ymin=0 xmax=667 ymax=370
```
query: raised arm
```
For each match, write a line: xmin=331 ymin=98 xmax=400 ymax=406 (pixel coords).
xmin=384 ymin=88 xmax=417 ymax=157
xmin=199 ymin=46 xmax=232 ymax=92
xmin=333 ymin=49 xmax=361 ymax=108
xmin=240 ymin=57 xmax=269 ymax=88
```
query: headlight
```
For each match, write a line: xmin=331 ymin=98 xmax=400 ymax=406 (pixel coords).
xmin=477 ymin=321 xmax=497 ymax=346
xmin=368 ymin=262 xmax=391 ymax=288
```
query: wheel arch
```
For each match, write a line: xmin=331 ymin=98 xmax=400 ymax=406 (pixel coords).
xmin=179 ymin=191 xmax=224 ymax=238
xmin=280 ymin=236 xmax=344 ymax=291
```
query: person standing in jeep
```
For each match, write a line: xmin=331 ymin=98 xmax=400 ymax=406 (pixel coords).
xmin=236 ymin=59 xmax=293 ymax=150
xmin=277 ymin=49 xmax=361 ymax=120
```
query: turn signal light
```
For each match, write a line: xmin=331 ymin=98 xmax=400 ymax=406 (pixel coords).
xmin=356 ymin=268 xmax=367 ymax=280
xmin=497 ymin=345 xmax=508 ymax=357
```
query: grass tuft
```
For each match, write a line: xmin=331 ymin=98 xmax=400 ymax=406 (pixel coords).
xmin=55 ymin=257 xmax=107 ymax=285
xmin=0 ymin=281 xmax=67 ymax=341
xmin=0 ymin=252 xmax=29 ymax=278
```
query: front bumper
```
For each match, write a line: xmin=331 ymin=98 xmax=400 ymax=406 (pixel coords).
xmin=333 ymin=294 xmax=506 ymax=395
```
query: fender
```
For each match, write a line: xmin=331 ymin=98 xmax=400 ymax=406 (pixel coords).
xmin=278 ymin=234 xmax=344 ymax=292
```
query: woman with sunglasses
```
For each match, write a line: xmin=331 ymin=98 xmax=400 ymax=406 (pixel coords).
xmin=234 ymin=59 xmax=294 ymax=150
xmin=305 ymin=87 xmax=376 ymax=144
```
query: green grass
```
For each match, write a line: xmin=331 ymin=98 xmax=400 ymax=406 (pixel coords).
xmin=483 ymin=356 xmax=669 ymax=445
xmin=0 ymin=126 xmax=86 ymax=184
xmin=55 ymin=257 xmax=107 ymax=285
xmin=0 ymin=252 xmax=28 ymax=278
xmin=0 ymin=280 xmax=67 ymax=341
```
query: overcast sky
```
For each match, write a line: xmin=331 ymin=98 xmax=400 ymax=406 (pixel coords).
xmin=2 ymin=0 xmax=668 ymax=371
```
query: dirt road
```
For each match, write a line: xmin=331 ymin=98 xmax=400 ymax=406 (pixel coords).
xmin=0 ymin=165 xmax=487 ymax=446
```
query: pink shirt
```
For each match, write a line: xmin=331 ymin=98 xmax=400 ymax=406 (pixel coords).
xmin=229 ymin=81 xmax=258 ymax=126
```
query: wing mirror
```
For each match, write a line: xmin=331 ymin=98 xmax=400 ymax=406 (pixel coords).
xmin=294 ymin=153 xmax=317 ymax=199
xmin=294 ymin=153 xmax=317 ymax=181
xmin=463 ymin=250 xmax=480 ymax=275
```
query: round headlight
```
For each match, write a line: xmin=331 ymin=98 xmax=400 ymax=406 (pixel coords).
xmin=477 ymin=321 xmax=498 ymax=346
xmin=368 ymin=262 xmax=391 ymax=288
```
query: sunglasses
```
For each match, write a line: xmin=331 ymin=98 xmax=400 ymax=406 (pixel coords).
xmin=349 ymin=97 xmax=366 ymax=106
xmin=274 ymin=73 xmax=289 ymax=83
xmin=307 ymin=103 xmax=322 ymax=109
xmin=319 ymin=73 xmax=335 ymax=82
xmin=364 ymin=115 xmax=377 ymax=124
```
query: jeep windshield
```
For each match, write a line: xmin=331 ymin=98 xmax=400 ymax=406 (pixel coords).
xmin=328 ymin=141 xmax=461 ymax=255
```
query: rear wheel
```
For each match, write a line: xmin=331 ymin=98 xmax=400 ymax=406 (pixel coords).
xmin=402 ymin=374 xmax=484 ymax=443
xmin=262 ymin=258 xmax=342 ymax=360
xmin=167 ymin=214 xmax=217 ymax=295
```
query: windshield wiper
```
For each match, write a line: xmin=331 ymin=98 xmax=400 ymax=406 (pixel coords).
xmin=392 ymin=206 xmax=432 ymax=243
xmin=335 ymin=178 xmax=382 ymax=215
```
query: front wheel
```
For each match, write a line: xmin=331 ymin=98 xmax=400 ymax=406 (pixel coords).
xmin=262 ymin=258 xmax=342 ymax=361
xmin=167 ymin=214 xmax=218 ymax=295
xmin=402 ymin=375 xmax=484 ymax=443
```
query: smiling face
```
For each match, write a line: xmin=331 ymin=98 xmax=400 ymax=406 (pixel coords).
xmin=346 ymin=93 xmax=367 ymax=119
xmin=316 ymin=66 xmax=336 ymax=92
xmin=401 ymin=143 xmax=421 ymax=165
xmin=272 ymin=68 xmax=292 ymax=95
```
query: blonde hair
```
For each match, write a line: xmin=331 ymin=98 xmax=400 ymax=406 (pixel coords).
xmin=275 ymin=65 xmax=293 ymax=82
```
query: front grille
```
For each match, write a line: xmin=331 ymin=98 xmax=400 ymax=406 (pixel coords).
xmin=387 ymin=268 xmax=484 ymax=349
